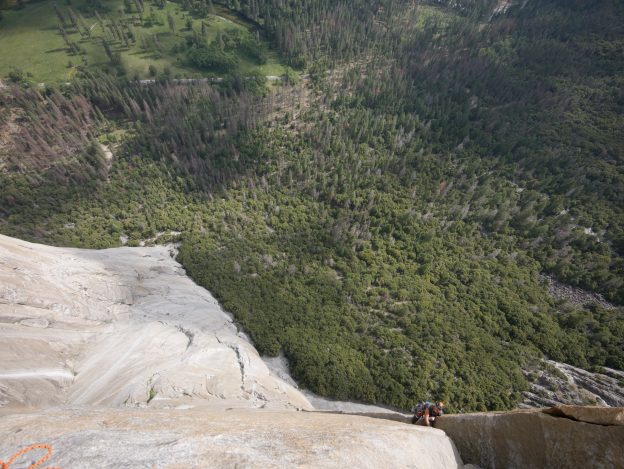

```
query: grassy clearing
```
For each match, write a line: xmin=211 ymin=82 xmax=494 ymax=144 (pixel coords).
xmin=0 ymin=0 xmax=70 ymax=83
xmin=0 ymin=0 xmax=285 ymax=83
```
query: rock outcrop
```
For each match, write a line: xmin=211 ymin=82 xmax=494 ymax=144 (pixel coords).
xmin=0 ymin=234 xmax=309 ymax=410
xmin=0 ymin=235 xmax=463 ymax=468
xmin=543 ymin=404 xmax=624 ymax=426
xmin=522 ymin=360 xmax=624 ymax=408
xmin=436 ymin=406 xmax=624 ymax=469
xmin=3 ymin=234 xmax=622 ymax=469
xmin=0 ymin=408 xmax=463 ymax=468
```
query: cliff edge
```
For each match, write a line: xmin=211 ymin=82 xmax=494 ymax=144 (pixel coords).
xmin=437 ymin=406 xmax=624 ymax=469
xmin=3 ymin=234 xmax=622 ymax=469
xmin=0 ymin=234 xmax=463 ymax=468
xmin=0 ymin=408 xmax=463 ymax=468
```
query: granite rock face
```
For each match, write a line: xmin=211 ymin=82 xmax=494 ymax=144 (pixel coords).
xmin=522 ymin=358 xmax=624 ymax=408
xmin=542 ymin=404 xmax=624 ymax=426
xmin=0 ymin=234 xmax=464 ymax=468
xmin=0 ymin=234 xmax=309 ymax=411
xmin=0 ymin=408 xmax=463 ymax=469
xmin=436 ymin=406 xmax=624 ymax=469
xmin=4 ymin=234 xmax=621 ymax=469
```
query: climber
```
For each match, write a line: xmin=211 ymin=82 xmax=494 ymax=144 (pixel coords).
xmin=411 ymin=401 xmax=445 ymax=426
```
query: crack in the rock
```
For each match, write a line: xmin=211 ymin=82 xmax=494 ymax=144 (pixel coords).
xmin=214 ymin=335 xmax=247 ymax=393
xmin=231 ymin=344 xmax=247 ymax=392
xmin=541 ymin=408 xmax=622 ymax=426
xmin=176 ymin=326 xmax=194 ymax=350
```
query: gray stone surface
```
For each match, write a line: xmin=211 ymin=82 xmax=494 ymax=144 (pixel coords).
xmin=0 ymin=234 xmax=463 ymax=468
xmin=0 ymin=234 xmax=309 ymax=411
xmin=436 ymin=407 xmax=624 ymax=469
xmin=0 ymin=408 xmax=463 ymax=468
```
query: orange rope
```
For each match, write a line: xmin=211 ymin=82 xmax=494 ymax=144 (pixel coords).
xmin=0 ymin=444 xmax=60 ymax=469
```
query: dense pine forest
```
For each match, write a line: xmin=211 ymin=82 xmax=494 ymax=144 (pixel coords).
xmin=1 ymin=0 xmax=623 ymax=411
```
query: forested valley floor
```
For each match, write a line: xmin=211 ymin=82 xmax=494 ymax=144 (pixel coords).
xmin=1 ymin=0 xmax=623 ymax=412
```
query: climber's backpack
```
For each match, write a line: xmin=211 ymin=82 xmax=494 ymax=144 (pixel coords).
xmin=411 ymin=401 xmax=430 ymax=423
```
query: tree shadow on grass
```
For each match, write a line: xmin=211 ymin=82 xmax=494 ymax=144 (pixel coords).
xmin=40 ymin=25 xmax=66 ymax=31
xmin=45 ymin=47 xmax=68 ymax=54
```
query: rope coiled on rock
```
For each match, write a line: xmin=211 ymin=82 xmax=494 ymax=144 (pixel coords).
xmin=0 ymin=444 xmax=59 ymax=469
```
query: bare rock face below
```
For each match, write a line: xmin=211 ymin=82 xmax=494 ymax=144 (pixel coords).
xmin=436 ymin=406 xmax=624 ymax=469
xmin=0 ymin=408 xmax=463 ymax=468
xmin=0 ymin=234 xmax=309 ymax=411
xmin=522 ymin=360 xmax=624 ymax=408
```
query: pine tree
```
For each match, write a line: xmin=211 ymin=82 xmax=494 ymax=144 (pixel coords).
xmin=101 ymin=38 xmax=114 ymax=62
xmin=53 ymin=4 xmax=67 ymax=27
xmin=67 ymin=6 xmax=78 ymax=29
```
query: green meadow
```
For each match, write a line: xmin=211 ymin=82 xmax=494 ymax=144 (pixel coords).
xmin=0 ymin=0 xmax=285 ymax=83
